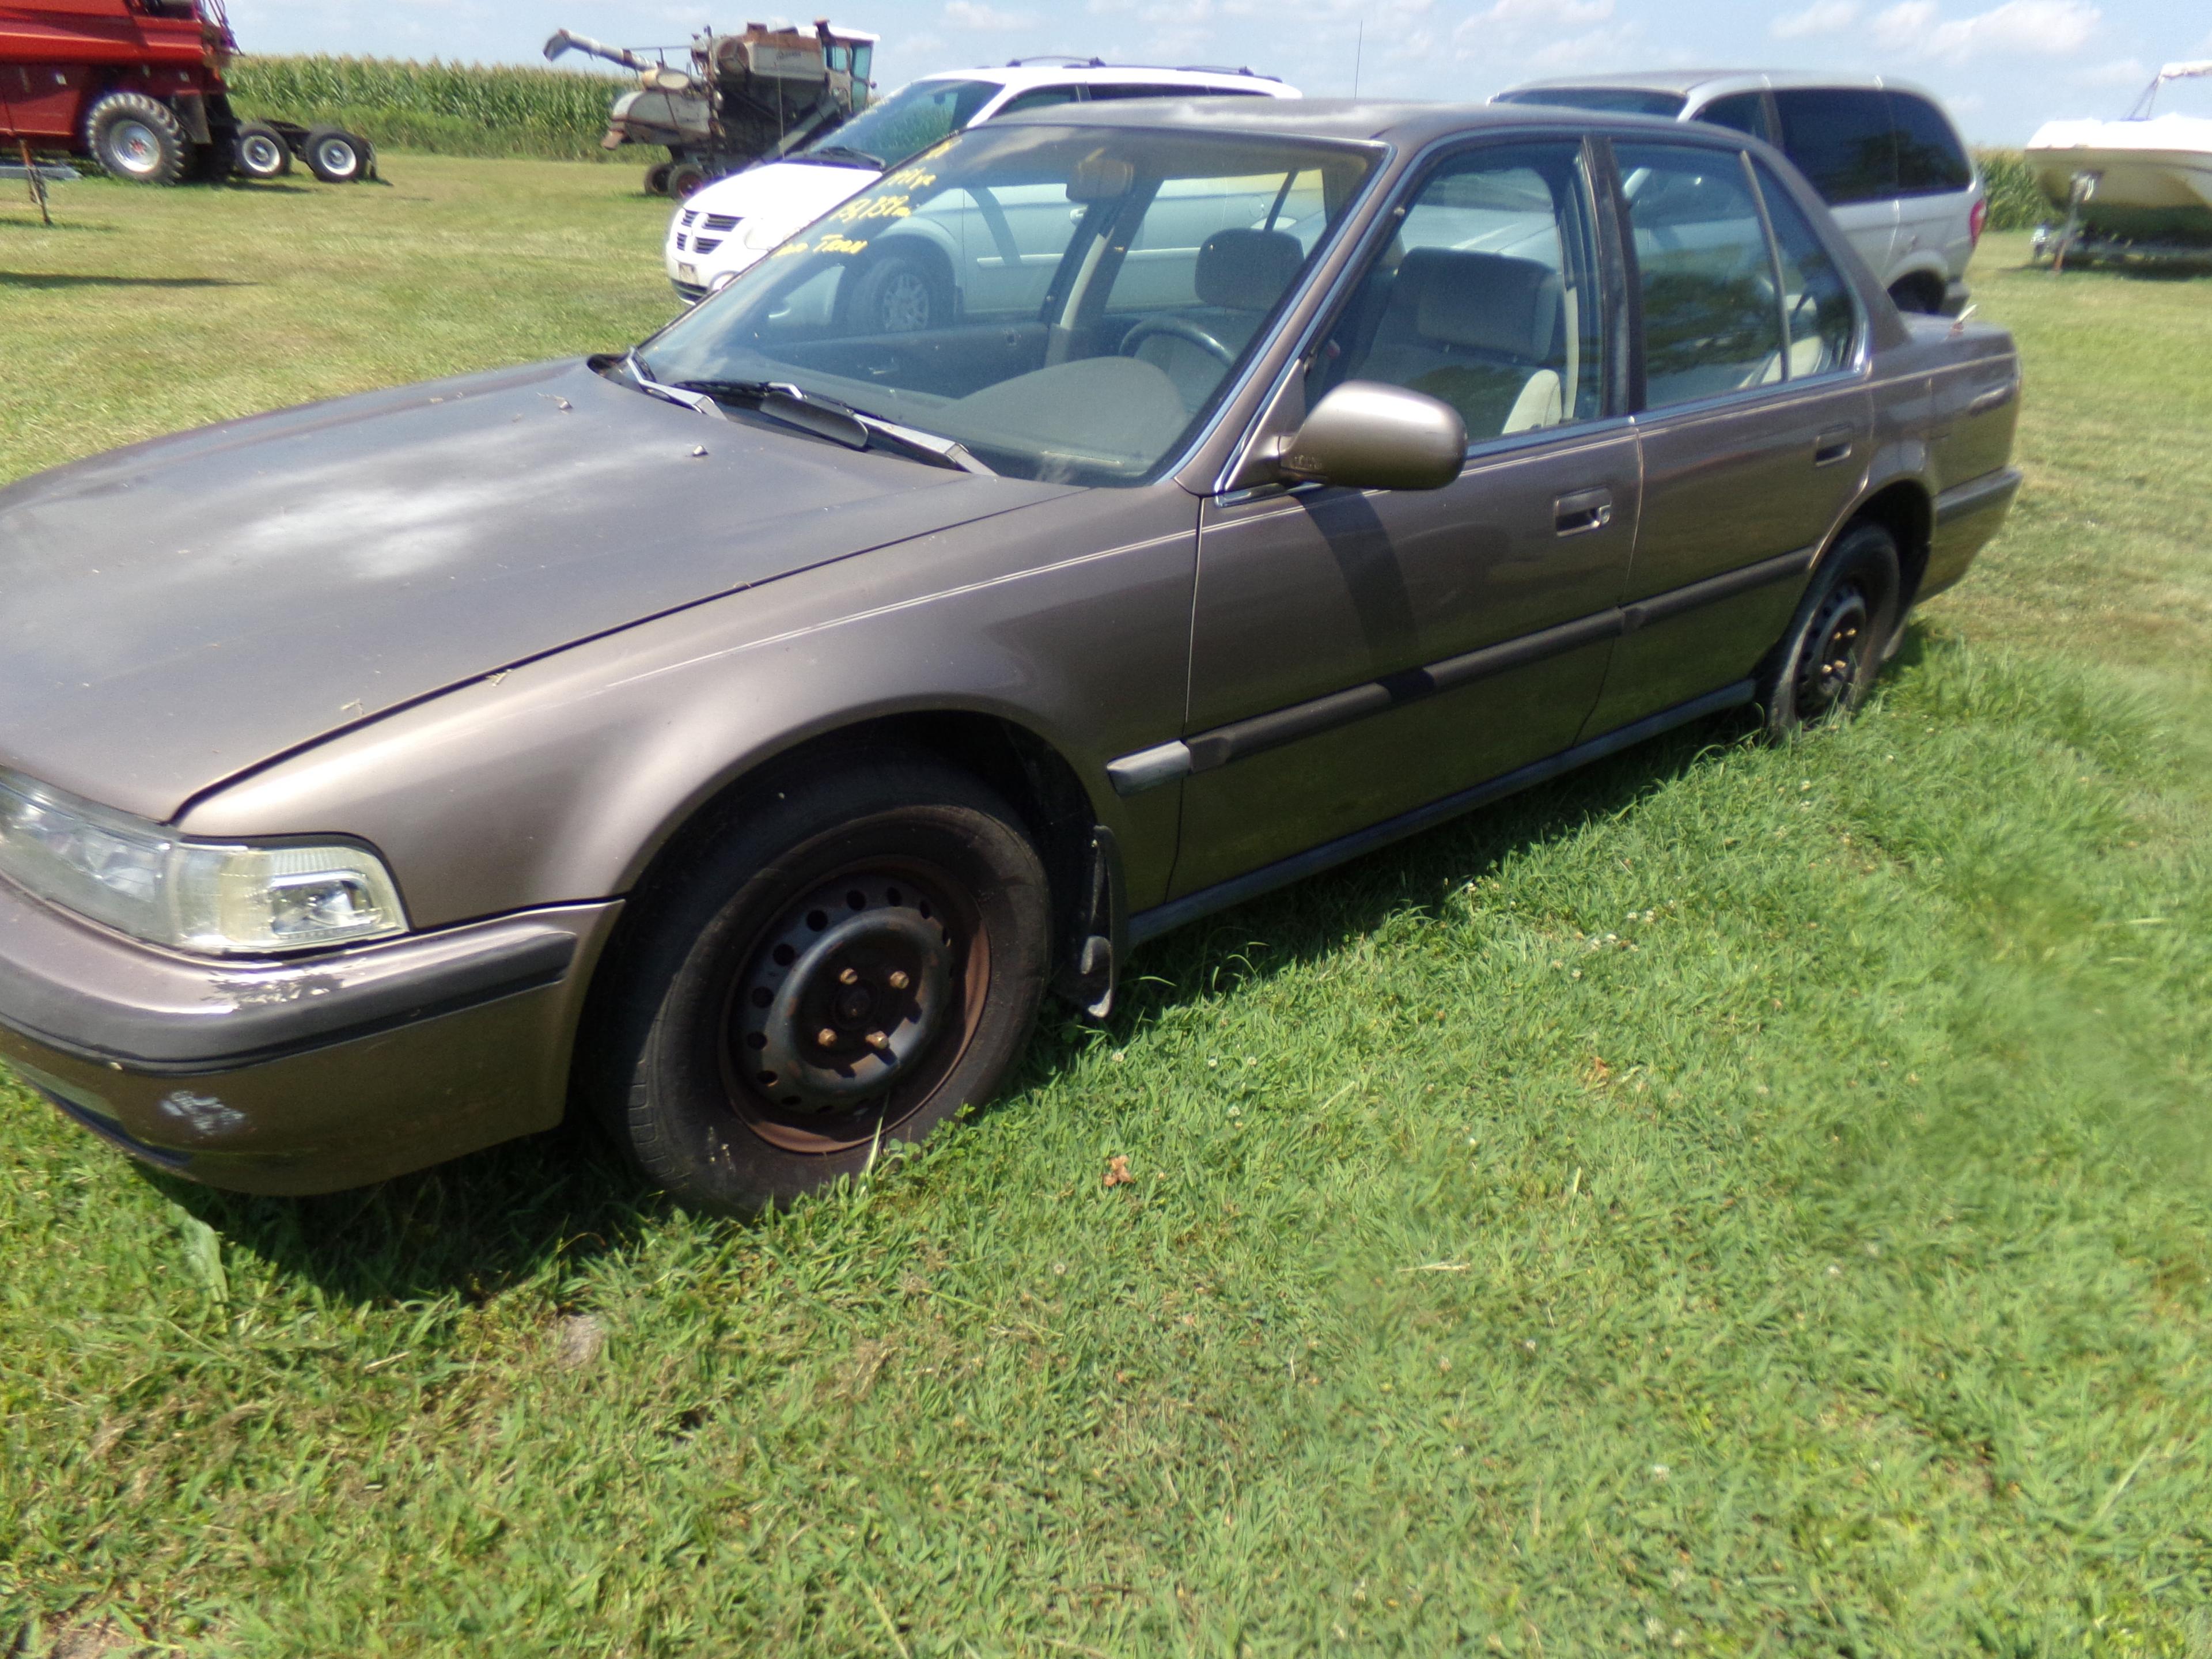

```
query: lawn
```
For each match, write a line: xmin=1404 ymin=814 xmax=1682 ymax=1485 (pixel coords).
xmin=3 ymin=160 xmax=2210 ymax=1656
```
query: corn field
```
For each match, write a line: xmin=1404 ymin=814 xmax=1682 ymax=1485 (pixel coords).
xmin=1975 ymin=149 xmax=2051 ymax=232
xmin=227 ymin=56 xmax=630 ymax=162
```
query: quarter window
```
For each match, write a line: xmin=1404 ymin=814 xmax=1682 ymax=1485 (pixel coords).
xmin=1752 ymin=161 xmax=1856 ymax=376
xmin=1772 ymin=87 xmax=1897 ymax=205
xmin=996 ymin=86 xmax=1081 ymax=115
xmin=1616 ymin=143 xmax=1786 ymax=408
xmin=1695 ymin=92 xmax=1775 ymax=146
xmin=1889 ymin=92 xmax=1971 ymax=194
xmin=1313 ymin=141 xmax=1608 ymax=441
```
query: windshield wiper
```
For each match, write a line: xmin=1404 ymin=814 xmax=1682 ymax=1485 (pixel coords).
xmin=675 ymin=378 xmax=994 ymax=476
xmin=618 ymin=351 xmax=734 ymax=420
xmin=797 ymin=145 xmax=884 ymax=168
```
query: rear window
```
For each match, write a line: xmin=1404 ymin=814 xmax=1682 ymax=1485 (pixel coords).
xmin=1889 ymin=92 xmax=1971 ymax=194
xmin=1773 ymin=87 xmax=1897 ymax=205
xmin=1496 ymin=87 xmax=1688 ymax=118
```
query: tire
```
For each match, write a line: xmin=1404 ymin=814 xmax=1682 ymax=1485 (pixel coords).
xmin=85 ymin=92 xmax=189 ymax=186
xmin=581 ymin=755 xmax=1053 ymax=1215
xmin=1759 ymin=521 xmax=1902 ymax=741
xmin=303 ymin=127 xmax=369 ymax=184
xmin=666 ymin=161 xmax=710 ymax=199
xmin=845 ymin=251 xmax=950 ymax=334
xmin=235 ymin=122 xmax=291 ymax=180
xmin=1887 ymin=276 xmax=1943 ymax=315
xmin=643 ymin=160 xmax=673 ymax=196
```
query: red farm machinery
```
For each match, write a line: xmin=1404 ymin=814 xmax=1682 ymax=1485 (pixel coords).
xmin=1 ymin=0 xmax=372 ymax=187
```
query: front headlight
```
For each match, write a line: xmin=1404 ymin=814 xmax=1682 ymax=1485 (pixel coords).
xmin=0 ymin=768 xmax=407 ymax=956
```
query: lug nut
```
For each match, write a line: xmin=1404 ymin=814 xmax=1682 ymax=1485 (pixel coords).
xmin=816 ymin=1027 xmax=839 ymax=1048
xmin=887 ymin=969 xmax=911 ymax=991
xmin=865 ymin=1031 xmax=890 ymax=1052
xmin=838 ymin=967 xmax=860 ymax=986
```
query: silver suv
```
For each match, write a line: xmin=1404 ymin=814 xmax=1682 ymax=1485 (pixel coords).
xmin=1495 ymin=72 xmax=1986 ymax=314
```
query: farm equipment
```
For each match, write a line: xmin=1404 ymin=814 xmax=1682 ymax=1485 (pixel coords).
xmin=0 ymin=0 xmax=373 ymax=185
xmin=545 ymin=17 xmax=877 ymax=196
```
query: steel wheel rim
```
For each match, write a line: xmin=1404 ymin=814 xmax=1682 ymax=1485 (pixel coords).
xmin=1794 ymin=582 xmax=1871 ymax=722
xmin=315 ymin=138 xmax=357 ymax=176
xmin=112 ymin=120 xmax=162 ymax=176
xmin=241 ymin=134 xmax=283 ymax=173
xmin=717 ymin=859 xmax=988 ymax=1155
xmin=876 ymin=268 xmax=932 ymax=332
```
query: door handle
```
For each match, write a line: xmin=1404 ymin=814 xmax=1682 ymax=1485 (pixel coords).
xmin=1813 ymin=426 xmax=1855 ymax=467
xmin=1553 ymin=488 xmax=1614 ymax=536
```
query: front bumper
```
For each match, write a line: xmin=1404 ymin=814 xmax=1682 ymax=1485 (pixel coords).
xmin=0 ymin=877 xmax=622 ymax=1194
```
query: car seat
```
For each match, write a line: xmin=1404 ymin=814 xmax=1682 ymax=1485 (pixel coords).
xmin=1131 ymin=228 xmax=1305 ymax=410
xmin=1357 ymin=248 xmax=1567 ymax=438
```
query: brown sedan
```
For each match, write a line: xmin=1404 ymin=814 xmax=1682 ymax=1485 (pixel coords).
xmin=0 ymin=100 xmax=2021 ymax=1212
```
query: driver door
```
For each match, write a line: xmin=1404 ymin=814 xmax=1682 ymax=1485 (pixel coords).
xmin=1170 ymin=139 xmax=1641 ymax=897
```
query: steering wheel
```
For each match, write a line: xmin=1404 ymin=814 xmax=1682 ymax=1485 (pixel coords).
xmin=1120 ymin=316 xmax=1237 ymax=367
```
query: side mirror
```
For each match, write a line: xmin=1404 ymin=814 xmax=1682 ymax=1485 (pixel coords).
xmin=1276 ymin=381 xmax=1467 ymax=492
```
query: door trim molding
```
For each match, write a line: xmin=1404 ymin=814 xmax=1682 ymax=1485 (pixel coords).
xmin=1127 ymin=679 xmax=1756 ymax=945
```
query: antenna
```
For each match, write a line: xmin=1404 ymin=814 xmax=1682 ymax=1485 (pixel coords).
xmin=1352 ymin=18 xmax=1364 ymax=99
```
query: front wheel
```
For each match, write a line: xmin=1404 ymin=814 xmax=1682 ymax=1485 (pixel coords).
xmin=846 ymin=251 xmax=950 ymax=334
xmin=85 ymin=92 xmax=188 ymax=186
xmin=1759 ymin=522 xmax=1902 ymax=741
xmin=581 ymin=756 xmax=1052 ymax=1215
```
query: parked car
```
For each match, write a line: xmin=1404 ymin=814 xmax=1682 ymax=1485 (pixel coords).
xmin=1493 ymin=72 xmax=1987 ymax=314
xmin=665 ymin=60 xmax=1300 ymax=309
xmin=0 ymin=99 xmax=2021 ymax=1214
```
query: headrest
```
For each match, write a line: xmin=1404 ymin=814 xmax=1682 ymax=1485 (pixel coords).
xmin=1397 ymin=248 xmax=1563 ymax=361
xmin=1194 ymin=228 xmax=1305 ymax=311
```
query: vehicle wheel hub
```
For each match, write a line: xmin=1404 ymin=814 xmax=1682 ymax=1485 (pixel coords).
xmin=114 ymin=122 xmax=160 ymax=175
xmin=878 ymin=269 xmax=931 ymax=332
xmin=733 ymin=876 xmax=956 ymax=1114
xmin=1795 ymin=584 xmax=1870 ymax=721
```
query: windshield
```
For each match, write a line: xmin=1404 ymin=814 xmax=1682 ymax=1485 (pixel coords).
xmin=806 ymin=78 xmax=1000 ymax=166
xmin=640 ymin=122 xmax=1378 ymax=485
xmin=1496 ymin=87 xmax=1688 ymax=118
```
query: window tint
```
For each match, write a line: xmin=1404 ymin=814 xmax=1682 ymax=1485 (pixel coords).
xmin=1752 ymin=161 xmax=1855 ymax=376
xmin=1695 ymin=92 xmax=1775 ymax=145
xmin=1889 ymin=92 xmax=1971 ymax=194
xmin=1773 ymin=87 xmax=1897 ymax=204
xmin=1314 ymin=141 xmax=1607 ymax=440
xmin=1495 ymin=86 xmax=1687 ymax=118
xmin=812 ymin=78 xmax=998 ymax=165
xmin=1085 ymin=84 xmax=1218 ymax=101
xmin=996 ymin=86 xmax=1081 ymax=115
xmin=1616 ymin=143 xmax=1785 ymax=407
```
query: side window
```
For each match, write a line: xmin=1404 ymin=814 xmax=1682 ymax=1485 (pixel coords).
xmin=1312 ymin=141 xmax=1607 ymax=441
xmin=1889 ymin=92 xmax=1971 ymax=195
xmin=1085 ymin=84 xmax=1206 ymax=102
xmin=1752 ymin=161 xmax=1856 ymax=376
xmin=996 ymin=86 xmax=1081 ymax=116
xmin=1616 ymin=143 xmax=1785 ymax=407
xmin=1695 ymin=92 xmax=1775 ymax=146
xmin=1773 ymin=88 xmax=1898 ymax=205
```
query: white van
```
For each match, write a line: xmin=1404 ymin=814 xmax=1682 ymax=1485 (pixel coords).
xmin=1493 ymin=72 xmax=1987 ymax=314
xmin=666 ymin=61 xmax=1300 ymax=312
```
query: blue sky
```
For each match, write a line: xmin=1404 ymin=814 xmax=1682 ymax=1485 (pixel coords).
xmin=228 ymin=0 xmax=2212 ymax=142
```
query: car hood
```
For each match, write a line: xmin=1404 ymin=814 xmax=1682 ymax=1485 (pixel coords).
xmin=688 ymin=159 xmax=878 ymax=228
xmin=0 ymin=358 xmax=1074 ymax=821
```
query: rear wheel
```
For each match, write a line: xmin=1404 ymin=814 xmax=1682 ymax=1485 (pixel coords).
xmin=235 ymin=123 xmax=291 ymax=180
xmin=1887 ymin=275 xmax=1945 ymax=315
xmin=582 ymin=756 xmax=1052 ymax=1215
xmin=85 ymin=92 xmax=188 ymax=186
xmin=644 ymin=160 xmax=674 ymax=195
xmin=1759 ymin=522 xmax=1902 ymax=741
xmin=304 ymin=127 xmax=369 ymax=183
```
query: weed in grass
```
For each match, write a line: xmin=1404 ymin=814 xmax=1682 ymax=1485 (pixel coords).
xmin=3 ymin=199 xmax=2212 ymax=1653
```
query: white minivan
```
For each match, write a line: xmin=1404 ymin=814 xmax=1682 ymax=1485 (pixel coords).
xmin=1494 ymin=71 xmax=1987 ymax=314
xmin=665 ymin=61 xmax=1300 ymax=314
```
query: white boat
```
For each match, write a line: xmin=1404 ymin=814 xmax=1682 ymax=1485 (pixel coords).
xmin=2025 ymin=62 xmax=2212 ymax=247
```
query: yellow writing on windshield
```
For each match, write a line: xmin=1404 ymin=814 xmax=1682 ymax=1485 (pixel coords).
xmin=833 ymin=194 xmax=915 ymax=225
xmin=814 ymin=233 xmax=870 ymax=255
xmin=887 ymin=165 xmax=937 ymax=189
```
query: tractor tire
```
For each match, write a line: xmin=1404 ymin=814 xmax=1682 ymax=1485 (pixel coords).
xmin=304 ymin=127 xmax=370 ymax=184
xmin=85 ymin=92 xmax=190 ymax=187
xmin=644 ymin=160 xmax=674 ymax=196
xmin=235 ymin=122 xmax=292 ymax=180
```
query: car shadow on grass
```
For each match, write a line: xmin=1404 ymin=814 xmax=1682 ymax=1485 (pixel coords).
xmin=0 ymin=272 xmax=253 ymax=289
xmin=149 ymin=631 xmax=1910 ymax=1306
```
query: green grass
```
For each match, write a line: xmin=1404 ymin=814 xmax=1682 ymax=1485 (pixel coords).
xmin=228 ymin=55 xmax=632 ymax=164
xmin=5 ymin=168 xmax=2212 ymax=1654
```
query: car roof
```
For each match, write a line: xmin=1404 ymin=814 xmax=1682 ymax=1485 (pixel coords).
xmin=908 ymin=63 xmax=1298 ymax=96
xmin=987 ymin=97 xmax=1706 ymax=145
xmin=1498 ymin=68 xmax=1947 ymax=102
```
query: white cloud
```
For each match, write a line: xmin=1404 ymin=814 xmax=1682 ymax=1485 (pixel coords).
xmin=1871 ymin=0 xmax=2100 ymax=62
xmin=943 ymin=1 xmax=1033 ymax=28
xmin=2075 ymin=56 xmax=2145 ymax=86
xmin=1770 ymin=0 xmax=1859 ymax=39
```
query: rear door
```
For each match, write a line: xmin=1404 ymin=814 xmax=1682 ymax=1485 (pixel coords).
xmin=1172 ymin=138 xmax=1639 ymax=896
xmin=1772 ymin=87 xmax=1900 ymax=283
xmin=1589 ymin=139 xmax=1870 ymax=732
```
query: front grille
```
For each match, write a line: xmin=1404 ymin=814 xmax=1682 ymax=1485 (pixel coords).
xmin=694 ymin=236 xmax=724 ymax=254
xmin=704 ymin=213 xmax=740 ymax=232
xmin=675 ymin=232 xmax=690 ymax=251
xmin=680 ymin=209 xmax=699 ymax=227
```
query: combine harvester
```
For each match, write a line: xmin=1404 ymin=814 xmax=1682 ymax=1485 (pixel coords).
xmin=0 ymin=0 xmax=373 ymax=185
xmin=546 ymin=17 xmax=877 ymax=197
